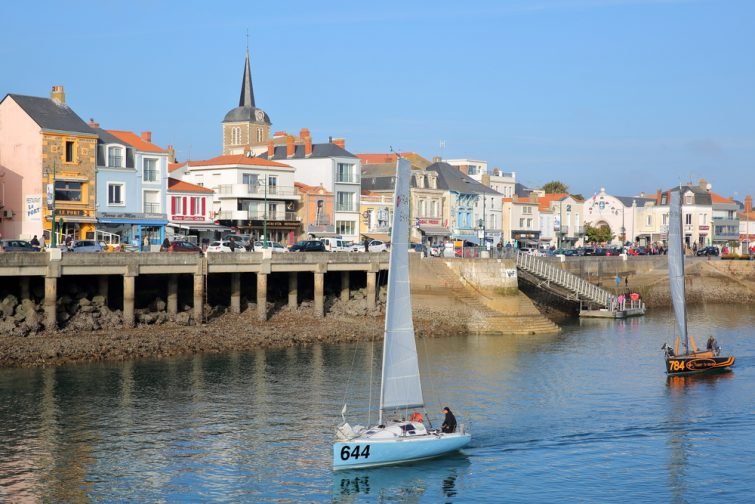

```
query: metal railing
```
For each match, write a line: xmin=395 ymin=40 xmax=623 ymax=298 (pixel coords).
xmin=515 ymin=251 xmax=612 ymax=308
xmin=216 ymin=184 xmax=298 ymax=197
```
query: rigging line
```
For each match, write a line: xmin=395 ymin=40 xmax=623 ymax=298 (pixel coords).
xmin=340 ymin=335 xmax=362 ymax=423
xmin=368 ymin=334 xmax=374 ymax=427
xmin=420 ymin=331 xmax=440 ymax=422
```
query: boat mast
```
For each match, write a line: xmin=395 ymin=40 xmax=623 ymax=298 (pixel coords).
xmin=669 ymin=189 xmax=689 ymax=354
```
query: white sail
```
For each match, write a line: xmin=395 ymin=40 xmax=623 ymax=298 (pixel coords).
xmin=379 ymin=157 xmax=424 ymax=412
xmin=668 ymin=190 xmax=688 ymax=350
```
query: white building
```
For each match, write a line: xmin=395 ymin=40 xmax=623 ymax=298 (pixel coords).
xmin=259 ymin=131 xmax=361 ymax=244
xmin=171 ymin=154 xmax=300 ymax=245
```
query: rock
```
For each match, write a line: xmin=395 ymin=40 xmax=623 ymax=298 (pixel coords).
xmin=175 ymin=312 xmax=191 ymax=326
xmin=79 ymin=305 xmax=94 ymax=313
xmin=2 ymin=295 xmax=18 ymax=308
xmin=0 ymin=319 xmax=17 ymax=335
xmin=79 ymin=297 xmax=92 ymax=307
xmin=92 ymin=295 xmax=106 ymax=307
xmin=149 ymin=298 xmax=167 ymax=312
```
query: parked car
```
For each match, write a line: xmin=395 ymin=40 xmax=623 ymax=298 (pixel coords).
xmin=206 ymin=240 xmax=245 ymax=253
xmin=429 ymin=244 xmax=443 ymax=257
xmin=166 ymin=240 xmax=204 ymax=254
xmin=581 ymin=247 xmax=597 ymax=256
xmin=362 ymin=240 xmax=388 ymax=253
xmin=0 ymin=239 xmax=36 ymax=252
xmin=696 ymin=246 xmax=719 ymax=257
xmin=253 ymin=240 xmax=288 ymax=252
xmin=288 ymin=240 xmax=327 ymax=252
xmin=223 ymin=234 xmax=253 ymax=250
xmin=320 ymin=237 xmax=350 ymax=252
xmin=70 ymin=240 xmax=103 ymax=253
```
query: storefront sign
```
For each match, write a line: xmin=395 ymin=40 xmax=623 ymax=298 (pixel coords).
xmin=57 ymin=208 xmax=88 ymax=217
xmin=172 ymin=215 xmax=206 ymax=222
xmin=417 ymin=218 xmax=441 ymax=225
xmin=46 ymin=184 xmax=54 ymax=210
xmin=26 ymin=195 xmax=42 ymax=222
xmin=250 ymin=220 xmax=300 ymax=229
xmin=699 ymin=225 xmax=710 ymax=231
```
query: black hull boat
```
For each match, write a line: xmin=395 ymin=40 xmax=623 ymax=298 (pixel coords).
xmin=661 ymin=189 xmax=735 ymax=376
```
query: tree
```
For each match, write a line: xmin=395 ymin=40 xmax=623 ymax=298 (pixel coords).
xmin=542 ymin=180 xmax=569 ymax=194
xmin=584 ymin=223 xmax=613 ymax=244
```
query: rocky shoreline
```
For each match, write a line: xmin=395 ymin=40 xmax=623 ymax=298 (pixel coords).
xmin=0 ymin=291 xmax=469 ymax=369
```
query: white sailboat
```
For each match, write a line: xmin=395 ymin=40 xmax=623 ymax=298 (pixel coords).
xmin=332 ymin=157 xmax=471 ymax=470
xmin=662 ymin=188 xmax=735 ymax=375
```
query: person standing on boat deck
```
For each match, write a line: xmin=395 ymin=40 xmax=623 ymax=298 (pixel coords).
xmin=442 ymin=407 xmax=457 ymax=433
xmin=707 ymin=336 xmax=720 ymax=355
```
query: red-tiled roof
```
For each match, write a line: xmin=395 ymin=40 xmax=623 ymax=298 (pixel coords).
xmin=181 ymin=154 xmax=290 ymax=168
xmin=537 ymin=193 xmax=569 ymax=211
xmin=167 ymin=177 xmax=214 ymax=194
xmin=107 ymin=130 xmax=167 ymax=153
xmin=168 ymin=162 xmax=185 ymax=173
xmin=710 ymin=192 xmax=734 ymax=204
xmin=295 ymin=182 xmax=331 ymax=195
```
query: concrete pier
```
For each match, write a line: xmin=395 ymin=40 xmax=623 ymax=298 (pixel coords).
xmin=366 ymin=271 xmax=377 ymax=311
xmin=193 ymin=274 xmax=204 ymax=324
xmin=230 ymin=273 xmax=241 ymax=314
xmin=98 ymin=275 xmax=108 ymax=301
xmin=288 ymin=272 xmax=298 ymax=308
xmin=20 ymin=277 xmax=30 ymax=301
xmin=257 ymin=273 xmax=267 ymax=321
xmin=314 ymin=272 xmax=325 ymax=318
xmin=340 ymin=271 xmax=350 ymax=302
xmin=44 ymin=276 xmax=57 ymax=329
xmin=123 ymin=275 xmax=135 ymax=327
xmin=167 ymin=275 xmax=178 ymax=319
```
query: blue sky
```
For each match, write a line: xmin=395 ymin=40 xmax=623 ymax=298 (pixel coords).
xmin=2 ymin=0 xmax=754 ymax=199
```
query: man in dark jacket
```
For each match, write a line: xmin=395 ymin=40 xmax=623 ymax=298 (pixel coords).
xmin=441 ymin=407 xmax=457 ymax=433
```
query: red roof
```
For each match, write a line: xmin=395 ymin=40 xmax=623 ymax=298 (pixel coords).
xmin=168 ymin=162 xmax=185 ymax=173
xmin=710 ymin=192 xmax=734 ymax=204
xmin=295 ymin=182 xmax=332 ymax=195
xmin=168 ymin=177 xmax=213 ymax=194
xmin=537 ymin=193 xmax=569 ymax=211
xmin=107 ymin=130 xmax=167 ymax=153
xmin=181 ymin=154 xmax=290 ymax=168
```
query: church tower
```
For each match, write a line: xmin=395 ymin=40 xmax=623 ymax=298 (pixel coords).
xmin=222 ymin=48 xmax=271 ymax=155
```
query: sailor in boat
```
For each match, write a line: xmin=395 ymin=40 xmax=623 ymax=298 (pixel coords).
xmin=442 ymin=407 xmax=457 ymax=434
xmin=706 ymin=336 xmax=721 ymax=356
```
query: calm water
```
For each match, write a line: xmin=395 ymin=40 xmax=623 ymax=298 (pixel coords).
xmin=1 ymin=305 xmax=754 ymax=503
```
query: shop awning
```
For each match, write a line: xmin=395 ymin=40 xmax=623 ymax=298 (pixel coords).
xmin=168 ymin=222 xmax=231 ymax=232
xmin=99 ymin=218 xmax=168 ymax=225
xmin=363 ymin=233 xmax=391 ymax=242
xmin=59 ymin=216 xmax=97 ymax=223
xmin=418 ymin=225 xmax=450 ymax=236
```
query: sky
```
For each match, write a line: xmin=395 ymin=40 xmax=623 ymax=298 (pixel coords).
xmin=2 ymin=0 xmax=754 ymax=200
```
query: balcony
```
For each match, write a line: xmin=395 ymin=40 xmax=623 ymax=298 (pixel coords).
xmin=143 ymin=203 xmax=161 ymax=214
xmin=217 ymin=210 xmax=300 ymax=222
xmin=216 ymin=184 xmax=300 ymax=200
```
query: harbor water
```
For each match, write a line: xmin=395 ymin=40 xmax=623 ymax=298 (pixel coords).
xmin=1 ymin=304 xmax=754 ymax=502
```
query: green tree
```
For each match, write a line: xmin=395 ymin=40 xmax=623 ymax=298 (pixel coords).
xmin=584 ymin=223 xmax=613 ymax=244
xmin=542 ymin=180 xmax=569 ymax=194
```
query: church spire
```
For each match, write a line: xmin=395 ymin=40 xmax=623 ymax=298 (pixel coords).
xmin=239 ymin=48 xmax=256 ymax=108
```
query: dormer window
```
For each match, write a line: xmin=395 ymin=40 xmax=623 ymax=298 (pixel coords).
xmin=684 ymin=191 xmax=694 ymax=206
xmin=108 ymin=146 xmax=123 ymax=167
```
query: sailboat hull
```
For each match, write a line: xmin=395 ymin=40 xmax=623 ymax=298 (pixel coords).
xmin=665 ymin=354 xmax=735 ymax=375
xmin=333 ymin=432 xmax=471 ymax=470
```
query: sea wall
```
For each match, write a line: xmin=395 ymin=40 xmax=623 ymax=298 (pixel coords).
xmin=444 ymin=258 xmax=518 ymax=291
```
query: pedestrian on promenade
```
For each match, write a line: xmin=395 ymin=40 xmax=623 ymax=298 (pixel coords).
xmin=497 ymin=240 xmax=503 ymax=258
xmin=161 ymin=237 xmax=170 ymax=251
xmin=30 ymin=235 xmax=40 ymax=251
xmin=364 ymin=237 xmax=369 ymax=253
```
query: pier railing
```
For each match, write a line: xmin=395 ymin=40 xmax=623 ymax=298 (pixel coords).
xmin=515 ymin=251 xmax=612 ymax=308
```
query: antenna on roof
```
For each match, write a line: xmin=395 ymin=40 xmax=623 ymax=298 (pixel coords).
xmin=439 ymin=140 xmax=446 ymax=160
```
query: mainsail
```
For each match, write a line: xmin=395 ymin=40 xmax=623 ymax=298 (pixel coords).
xmin=668 ymin=190 xmax=688 ymax=351
xmin=379 ymin=157 xmax=424 ymax=414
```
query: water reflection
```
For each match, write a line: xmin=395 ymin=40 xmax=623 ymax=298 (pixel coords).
xmin=332 ymin=455 xmax=470 ymax=503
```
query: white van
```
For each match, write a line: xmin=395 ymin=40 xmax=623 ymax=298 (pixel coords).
xmin=320 ymin=237 xmax=349 ymax=252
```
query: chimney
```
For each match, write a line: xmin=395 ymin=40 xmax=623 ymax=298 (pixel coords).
xmin=286 ymin=135 xmax=295 ymax=158
xmin=167 ymin=145 xmax=176 ymax=163
xmin=332 ymin=137 xmax=346 ymax=149
xmin=141 ymin=131 xmax=152 ymax=143
xmin=656 ymin=189 xmax=662 ymax=204
xmin=267 ymin=141 xmax=275 ymax=158
xmin=87 ymin=118 xmax=100 ymax=129
xmin=432 ymin=156 xmax=441 ymax=163
xmin=305 ymin=134 xmax=313 ymax=157
xmin=50 ymin=85 xmax=65 ymax=105
xmin=299 ymin=127 xmax=310 ymax=139
xmin=746 ymin=195 xmax=753 ymax=213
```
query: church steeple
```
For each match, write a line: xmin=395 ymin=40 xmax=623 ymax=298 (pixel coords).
xmin=239 ymin=48 xmax=256 ymax=108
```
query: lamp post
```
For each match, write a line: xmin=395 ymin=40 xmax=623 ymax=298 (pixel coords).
xmin=44 ymin=161 xmax=57 ymax=248
xmin=261 ymin=174 xmax=268 ymax=249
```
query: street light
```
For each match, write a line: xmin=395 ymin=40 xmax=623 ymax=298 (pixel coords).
xmin=260 ymin=174 xmax=268 ymax=249
xmin=43 ymin=161 xmax=58 ymax=248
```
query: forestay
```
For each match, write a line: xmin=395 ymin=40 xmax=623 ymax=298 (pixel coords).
xmin=379 ymin=157 xmax=424 ymax=413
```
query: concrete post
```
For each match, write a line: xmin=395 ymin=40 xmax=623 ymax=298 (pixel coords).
xmin=123 ymin=275 xmax=135 ymax=328
xmin=257 ymin=272 xmax=267 ymax=321
xmin=367 ymin=271 xmax=377 ymax=311
xmin=167 ymin=275 xmax=178 ymax=319
xmin=288 ymin=272 xmax=298 ymax=308
xmin=44 ymin=277 xmax=57 ymax=330
xmin=98 ymin=275 xmax=108 ymax=301
xmin=193 ymin=274 xmax=204 ymax=324
xmin=340 ymin=271 xmax=350 ymax=302
xmin=314 ymin=272 xmax=325 ymax=318
xmin=230 ymin=273 xmax=241 ymax=314
xmin=20 ymin=277 xmax=30 ymax=301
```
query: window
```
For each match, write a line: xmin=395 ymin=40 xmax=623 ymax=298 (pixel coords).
xmin=523 ymin=206 xmax=532 ymax=215
xmin=65 ymin=141 xmax=75 ymax=163
xmin=467 ymin=165 xmax=478 ymax=175
xmin=260 ymin=176 xmax=276 ymax=195
xmin=430 ymin=200 xmax=438 ymax=217
xmin=191 ymin=197 xmax=203 ymax=216
xmin=663 ymin=214 xmax=668 ymax=226
xmin=699 ymin=213 xmax=707 ymax=224
xmin=685 ymin=214 xmax=692 ymax=225
xmin=144 ymin=190 xmax=160 ymax=213
xmin=54 ymin=181 xmax=82 ymax=202
xmin=527 ymin=218 xmax=533 ymax=228
xmin=418 ymin=200 xmax=426 ymax=216
xmin=108 ymin=146 xmax=123 ymax=167
xmin=268 ymin=203 xmax=278 ymax=219
xmin=143 ymin=158 xmax=159 ymax=182
xmin=519 ymin=218 xmax=525 ymax=228
xmin=336 ymin=163 xmax=356 ymax=183
xmin=646 ymin=215 xmax=652 ymax=226
xmin=336 ymin=220 xmax=355 ymax=236
xmin=108 ymin=183 xmax=124 ymax=205
xmin=684 ymin=192 xmax=694 ymax=205
xmin=257 ymin=128 xmax=263 ymax=143
xmin=173 ymin=196 xmax=184 ymax=215
xmin=336 ymin=191 xmax=354 ymax=212
xmin=243 ymin=173 xmax=259 ymax=189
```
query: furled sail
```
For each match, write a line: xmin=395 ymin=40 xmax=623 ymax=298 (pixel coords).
xmin=380 ymin=157 xmax=424 ymax=412
xmin=668 ymin=190 xmax=688 ymax=351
